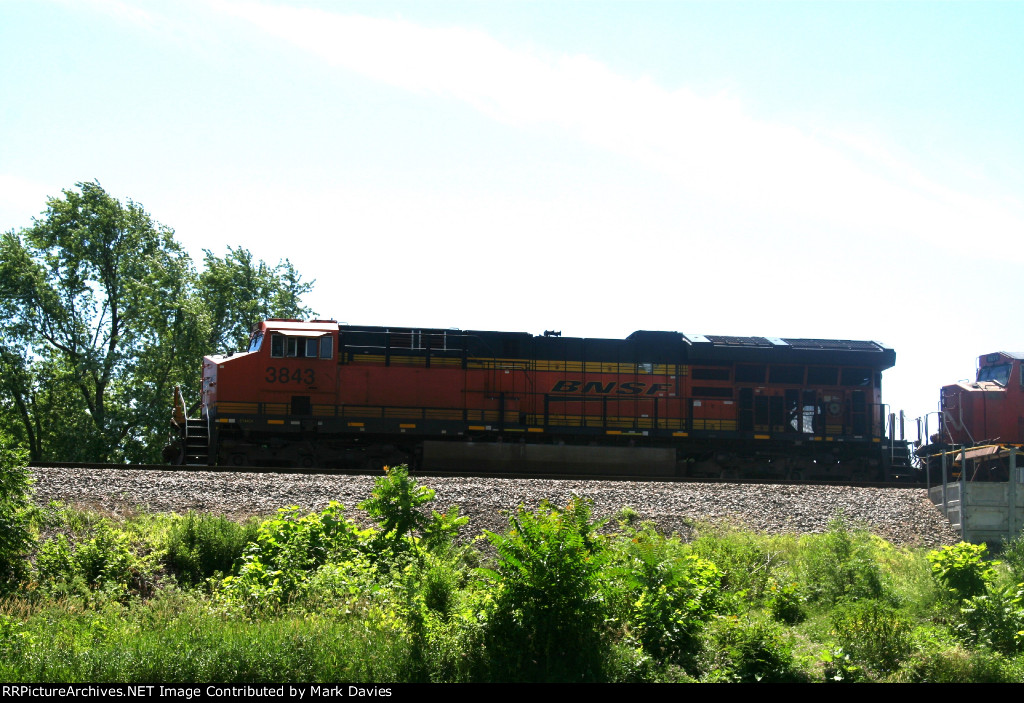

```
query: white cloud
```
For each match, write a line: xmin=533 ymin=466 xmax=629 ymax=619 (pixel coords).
xmin=210 ymin=0 xmax=1022 ymax=257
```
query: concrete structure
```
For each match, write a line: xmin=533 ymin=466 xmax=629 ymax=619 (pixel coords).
xmin=930 ymin=447 xmax=1023 ymax=544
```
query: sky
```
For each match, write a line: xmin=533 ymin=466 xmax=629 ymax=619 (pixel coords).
xmin=2 ymin=0 xmax=1022 ymax=431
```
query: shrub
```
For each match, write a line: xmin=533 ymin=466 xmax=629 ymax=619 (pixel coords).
xmin=0 ymin=442 xmax=35 ymax=589
xmin=218 ymin=502 xmax=367 ymax=611
xmin=957 ymin=583 xmax=1024 ymax=654
xmin=607 ymin=523 xmax=721 ymax=664
xmin=73 ymin=525 xmax=136 ymax=589
xmin=699 ymin=614 xmax=808 ymax=682
xmin=164 ymin=512 xmax=259 ymax=585
xmin=927 ymin=542 xmax=998 ymax=601
xmin=359 ymin=464 xmax=435 ymax=549
xmin=480 ymin=496 xmax=608 ymax=681
xmin=35 ymin=522 xmax=157 ymax=599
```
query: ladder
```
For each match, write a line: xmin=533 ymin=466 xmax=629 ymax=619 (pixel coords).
xmin=885 ymin=440 xmax=916 ymax=481
xmin=184 ymin=417 xmax=210 ymax=465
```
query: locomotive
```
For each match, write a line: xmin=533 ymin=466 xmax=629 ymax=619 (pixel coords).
xmin=170 ymin=318 xmax=912 ymax=480
xmin=916 ymin=351 xmax=1024 ymax=482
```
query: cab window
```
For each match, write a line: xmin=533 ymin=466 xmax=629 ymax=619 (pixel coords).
xmin=269 ymin=333 xmax=333 ymax=359
xmin=978 ymin=363 xmax=1011 ymax=386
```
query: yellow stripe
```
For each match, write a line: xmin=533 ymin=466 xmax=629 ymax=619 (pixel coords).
xmin=217 ymin=402 xmax=258 ymax=414
xmin=464 ymin=358 xmax=681 ymax=375
xmin=527 ymin=427 xmax=544 ymax=433
xmin=267 ymin=419 xmax=284 ymax=425
xmin=350 ymin=354 xmax=386 ymax=364
xmin=425 ymin=409 xmax=463 ymax=420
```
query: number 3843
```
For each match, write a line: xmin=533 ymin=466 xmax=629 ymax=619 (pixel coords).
xmin=265 ymin=367 xmax=315 ymax=384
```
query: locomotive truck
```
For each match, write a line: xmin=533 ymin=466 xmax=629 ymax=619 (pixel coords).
xmin=169 ymin=318 xmax=912 ymax=480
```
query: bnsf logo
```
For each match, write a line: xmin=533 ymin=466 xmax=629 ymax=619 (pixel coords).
xmin=551 ymin=380 xmax=672 ymax=396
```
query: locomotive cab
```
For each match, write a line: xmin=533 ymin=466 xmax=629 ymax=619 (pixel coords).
xmin=940 ymin=352 xmax=1024 ymax=446
xmin=202 ymin=319 xmax=338 ymax=422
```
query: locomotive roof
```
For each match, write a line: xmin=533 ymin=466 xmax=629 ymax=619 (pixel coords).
xmin=332 ymin=322 xmax=895 ymax=369
xmin=263 ymin=319 xmax=338 ymax=334
xmin=678 ymin=334 xmax=894 ymax=369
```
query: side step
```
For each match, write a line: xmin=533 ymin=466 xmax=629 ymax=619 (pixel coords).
xmin=884 ymin=440 xmax=917 ymax=481
xmin=184 ymin=418 xmax=210 ymax=465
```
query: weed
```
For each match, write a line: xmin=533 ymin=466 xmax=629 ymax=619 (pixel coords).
xmin=829 ymin=599 xmax=912 ymax=676
xmin=359 ymin=464 xmax=435 ymax=549
xmin=928 ymin=542 xmax=998 ymax=601
xmin=607 ymin=523 xmax=721 ymax=664
xmin=0 ymin=442 xmax=35 ymax=589
xmin=797 ymin=516 xmax=884 ymax=605
xmin=164 ymin=512 xmax=259 ymax=585
xmin=957 ymin=583 xmax=1024 ymax=654
xmin=218 ymin=502 xmax=368 ymax=612
xmin=480 ymin=496 xmax=609 ymax=681
xmin=689 ymin=525 xmax=780 ymax=602
xmin=766 ymin=577 xmax=805 ymax=624
xmin=699 ymin=614 xmax=809 ymax=682
xmin=999 ymin=531 xmax=1024 ymax=583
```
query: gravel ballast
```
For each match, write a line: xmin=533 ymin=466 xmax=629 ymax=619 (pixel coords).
xmin=30 ymin=468 xmax=961 ymax=548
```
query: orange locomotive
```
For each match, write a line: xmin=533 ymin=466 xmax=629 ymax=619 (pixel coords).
xmin=917 ymin=352 xmax=1024 ymax=482
xmin=174 ymin=318 xmax=907 ymax=479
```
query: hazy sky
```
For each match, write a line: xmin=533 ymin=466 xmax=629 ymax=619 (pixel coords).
xmin=2 ymin=0 xmax=1022 ymax=427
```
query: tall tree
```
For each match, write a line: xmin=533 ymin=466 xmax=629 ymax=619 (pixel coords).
xmin=0 ymin=181 xmax=204 ymax=462
xmin=1 ymin=182 xmax=317 ymax=463
xmin=198 ymin=246 xmax=314 ymax=354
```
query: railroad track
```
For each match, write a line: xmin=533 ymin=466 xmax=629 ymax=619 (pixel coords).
xmin=29 ymin=461 xmax=927 ymax=489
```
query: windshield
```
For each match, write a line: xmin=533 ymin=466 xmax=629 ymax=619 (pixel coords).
xmin=248 ymin=332 xmax=263 ymax=353
xmin=977 ymin=363 xmax=1011 ymax=386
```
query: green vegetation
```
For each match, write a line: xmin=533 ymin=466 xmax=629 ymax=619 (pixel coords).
xmin=0 ymin=443 xmax=35 ymax=591
xmin=4 ymin=460 xmax=1024 ymax=682
xmin=0 ymin=181 xmax=314 ymax=463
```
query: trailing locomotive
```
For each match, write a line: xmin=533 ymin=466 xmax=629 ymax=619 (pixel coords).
xmin=916 ymin=351 xmax=1024 ymax=482
xmin=170 ymin=318 xmax=911 ymax=480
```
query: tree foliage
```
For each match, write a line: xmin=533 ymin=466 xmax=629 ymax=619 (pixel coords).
xmin=0 ymin=181 xmax=314 ymax=463
xmin=198 ymin=247 xmax=313 ymax=355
